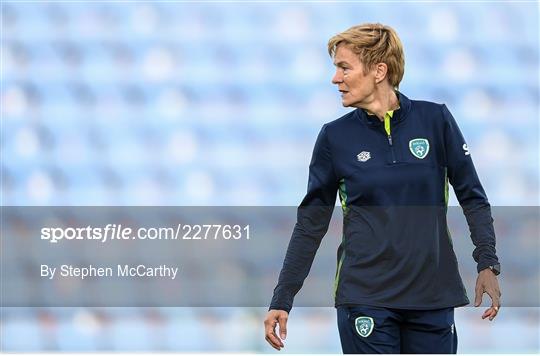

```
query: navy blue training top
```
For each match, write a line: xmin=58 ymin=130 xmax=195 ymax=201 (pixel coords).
xmin=270 ymin=91 xmax=500 ymax=312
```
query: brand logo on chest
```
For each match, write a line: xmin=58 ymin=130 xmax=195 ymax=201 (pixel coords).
xmin=409 ymin=138 xmax=430 ymax=159
xmin=357 ymin=151 xmax=371 ymax=162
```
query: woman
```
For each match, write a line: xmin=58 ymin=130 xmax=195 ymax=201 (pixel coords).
xmin=264 ymin=23 xmax=501 ymax=354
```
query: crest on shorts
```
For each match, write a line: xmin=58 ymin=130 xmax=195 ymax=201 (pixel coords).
xmin=354 ymin=316 xmax=374 ymax=338
xmin=409 ymin=138 xmax=430 ymax=159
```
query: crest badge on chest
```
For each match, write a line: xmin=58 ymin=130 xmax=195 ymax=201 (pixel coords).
xmin=409 ymin=138 xmax=430 ymax=159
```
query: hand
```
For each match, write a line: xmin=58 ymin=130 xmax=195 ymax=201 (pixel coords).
xmin=264 ymin=309 xmax=288 ymax=351
xmin=474 ymin=268 xmax=501 ymax=321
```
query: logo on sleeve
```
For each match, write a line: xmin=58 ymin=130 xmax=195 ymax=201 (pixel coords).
xmin=463 ymin=143 xmax=470 ymax=156
xmin=357 ymin=151 xmax=371 ymax=162
xmin=409 ymin=138 xmax=430 ymax=159
xmin=355 ymin=316 xmax=374 ymax=337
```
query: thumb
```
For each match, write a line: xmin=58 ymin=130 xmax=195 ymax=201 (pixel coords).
xmin=474 ymin=287 xmax=483 ymax=307
xmin=278 ymin=314 xmax=288 ymax=340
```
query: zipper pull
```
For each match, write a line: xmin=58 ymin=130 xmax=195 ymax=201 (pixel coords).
xmin=388 ymin=134 xmax=393 ymax=146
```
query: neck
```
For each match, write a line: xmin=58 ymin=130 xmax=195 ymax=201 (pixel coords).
xmin=362 ymin=87 xmax=399 ymax=121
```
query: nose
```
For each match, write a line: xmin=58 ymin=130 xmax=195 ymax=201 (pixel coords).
xmin=332 ymin=69 xmax=342 ymax=85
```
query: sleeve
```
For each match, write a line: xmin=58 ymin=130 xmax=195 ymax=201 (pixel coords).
xmin=269 ymin=124 xmax=339 ymax=313
xmin=442 ymin=104 xmax=500 ymax=273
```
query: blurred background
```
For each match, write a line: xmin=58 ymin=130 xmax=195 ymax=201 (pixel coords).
xmin=1 ymin=0 xmax=538 ymax=353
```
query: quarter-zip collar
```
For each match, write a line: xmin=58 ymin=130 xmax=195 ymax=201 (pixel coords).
xmin=355 ymin=90 xmax=412 ymax=128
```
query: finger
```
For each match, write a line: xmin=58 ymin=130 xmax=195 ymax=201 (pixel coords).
xmin=265 ymin=324 xmax=284 ymax=350
xmin=265 ymin=335 xmax=281 ymax=351
xmin=489 ymin=306 xmax=500 ymax=321
xmin=278 ymin=315 xmax=288 ymax=340
xmin=485 ymin=287 xmax=501 ymax=307
xmin=481 ymin=308 xmax=493 ymax=319
xmin=481 ymin=307 xmax=499 ymax=320
xmin=273 ymin=329 xmax=284 ymax=347
xmin=264 ymin=320 xmax=283 ymax=349
xmin=474 ymin=287 xmax=484 ymax=307
xmin=263 ymin=319 xmax=274 ymax=336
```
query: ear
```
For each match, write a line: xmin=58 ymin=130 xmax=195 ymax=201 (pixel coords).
xmin=374 ymin=63 xmax=388 ymax=84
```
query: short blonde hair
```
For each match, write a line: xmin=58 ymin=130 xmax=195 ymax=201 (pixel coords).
xmin=328 ymin=23 xmax=405 ymax=89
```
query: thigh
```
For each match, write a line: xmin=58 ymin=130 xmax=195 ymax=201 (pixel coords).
xmin=337 ymin=305 xmax=401 ymax=354
xmin=400 ymin=307 xmax=457 ymax=354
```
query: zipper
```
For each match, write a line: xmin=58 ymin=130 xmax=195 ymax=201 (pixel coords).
xmin=387 ymin=134 xmax=396 ymax=163
xmin=384 ymin=113 xmax=397 ymax=164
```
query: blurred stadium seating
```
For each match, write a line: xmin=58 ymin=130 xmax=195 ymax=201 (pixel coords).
xmin=1 ymin=1 xmax=538 ymax=353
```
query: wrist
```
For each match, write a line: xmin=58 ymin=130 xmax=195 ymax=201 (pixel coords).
xmin=482 ymin=263 xmax=501 ymax=276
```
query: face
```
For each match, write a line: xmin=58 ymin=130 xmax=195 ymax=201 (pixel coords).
xmin=331 ymin=44 xmax=377 ymax=108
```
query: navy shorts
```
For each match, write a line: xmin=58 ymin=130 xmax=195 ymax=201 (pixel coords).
xmin=337 ymin=305 xmax=457 ymax=354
